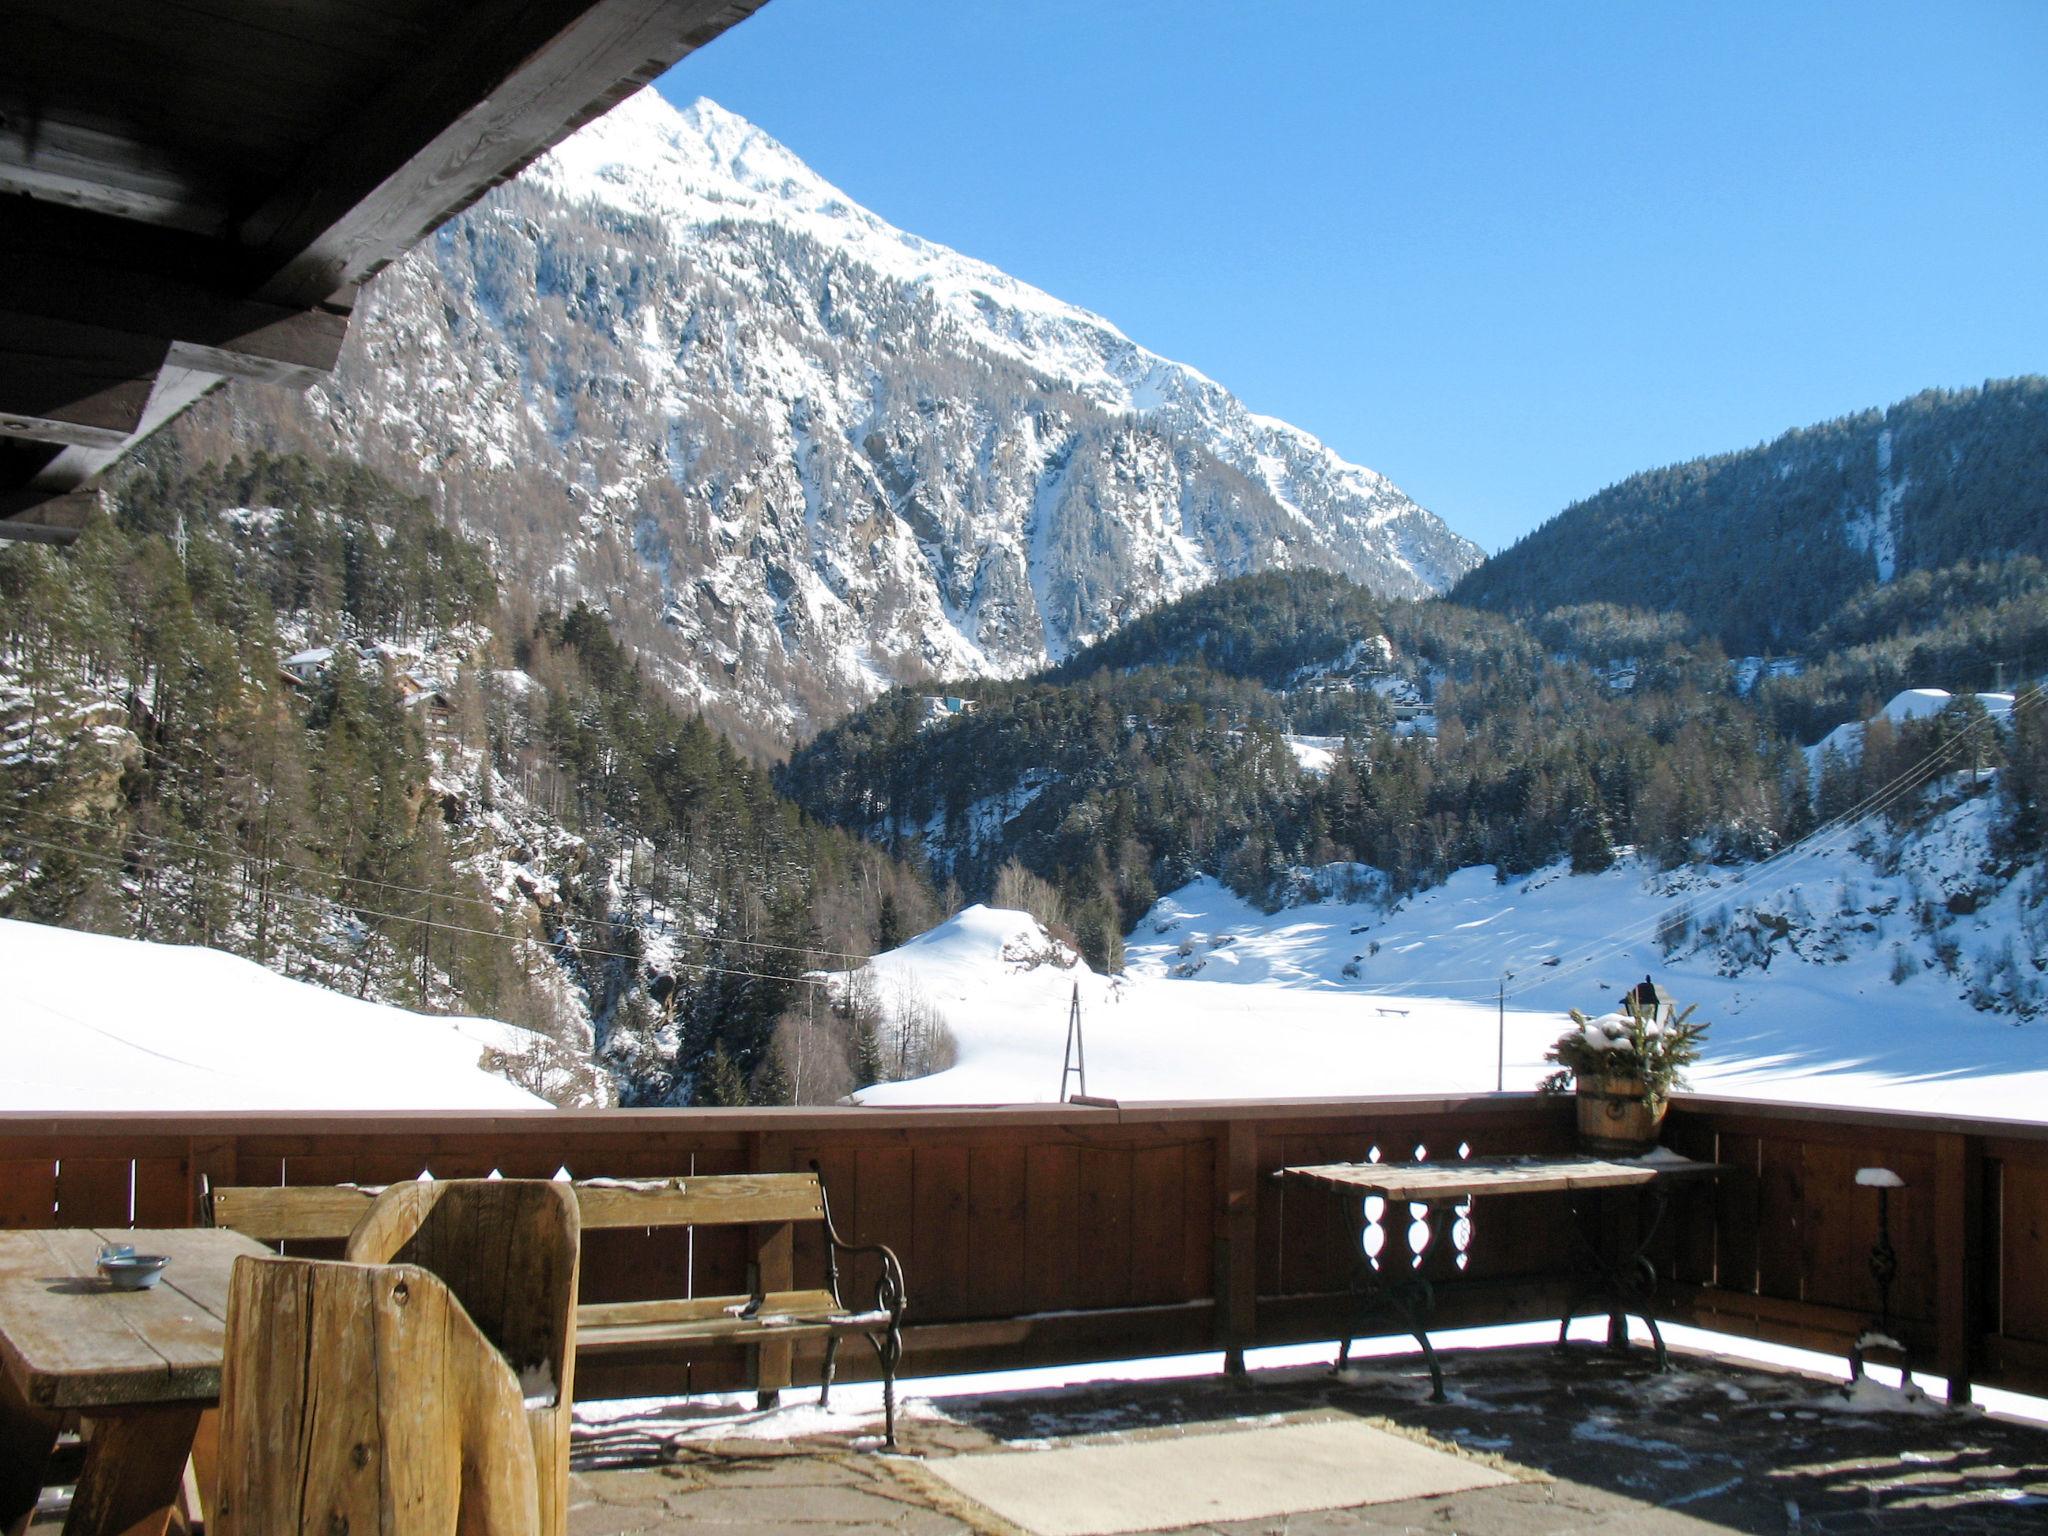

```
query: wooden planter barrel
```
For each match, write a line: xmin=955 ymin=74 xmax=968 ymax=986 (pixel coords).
xmin=1575 ymin=1074 xmax=1667 ymax=1155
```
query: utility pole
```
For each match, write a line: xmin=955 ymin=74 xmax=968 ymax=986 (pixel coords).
xmin=1496 ymin=973 xmax=1510 ymax=1093
xmin=1059 ymin=983 xmax=1087 ymax=1102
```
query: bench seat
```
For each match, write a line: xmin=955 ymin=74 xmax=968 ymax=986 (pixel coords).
xmin=205 ymin=1170 xmax=908 ymax=1445
xmin=579 ymin=1291 xmax=894 ymax=1353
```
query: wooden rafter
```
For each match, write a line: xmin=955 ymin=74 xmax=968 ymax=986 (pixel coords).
xmin=0 ymin=0 xmax=772 ymax=542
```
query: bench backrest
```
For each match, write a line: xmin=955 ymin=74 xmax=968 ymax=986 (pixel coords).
xmin=209 ymin=1172 xmax=826 ymax=1243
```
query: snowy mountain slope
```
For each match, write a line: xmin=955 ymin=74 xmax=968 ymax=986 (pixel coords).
xmin=209 ymin=91 xmax=1478 ymax=742
xmin=535 ymin=95 xmax=1474 ymax=594
xmin=0 ymin=918 xmax=551 ymax=1110
xmin=1451 ymin=377 xmax=2048 ymax=656
xmin=852 ymin=790 xmax=2044 ymax=1115
xmin=1806 ymin=687 xmax=2015 ymax=786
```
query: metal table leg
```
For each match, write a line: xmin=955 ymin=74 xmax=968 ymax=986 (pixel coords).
xmin=1557 ymin=1185 xmax=1674 ymax=1370
xmin=1335 ymin=1195 xmax=1446 ymax=1402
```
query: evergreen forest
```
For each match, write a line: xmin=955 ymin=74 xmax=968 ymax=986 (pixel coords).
xmin=0 ymin=448 xmax=937 ymax=1106
xmin=1451 ymin=377 xmax=2048 ymax=658
xmin=782 ymin=567 xmax=2048 ymax=973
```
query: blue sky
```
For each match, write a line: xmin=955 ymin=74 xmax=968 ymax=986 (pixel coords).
xmin=659 ymin=1 xmax=2047 ymax=555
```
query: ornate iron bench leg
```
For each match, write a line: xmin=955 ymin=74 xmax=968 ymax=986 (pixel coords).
xmin=819 ymin=1334 xmax=840 ymax=1408
xmin=869 ymin=1321 xmax=903 ymax=1449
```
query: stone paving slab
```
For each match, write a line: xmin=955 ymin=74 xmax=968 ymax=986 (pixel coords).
xmin=560 ymin=1346 xmax=2048 ymax=1536
xmin=29 ymin=1344 xmax=2041 ymax=1535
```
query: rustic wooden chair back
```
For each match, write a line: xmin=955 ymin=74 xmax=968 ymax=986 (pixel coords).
xmin=345 ymin=1180 xmax=580 ymax=1536
xmin=213 ymin=1256 xmax=540 ymax=1536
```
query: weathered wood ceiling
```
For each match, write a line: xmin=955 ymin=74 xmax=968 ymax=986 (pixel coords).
xmin=0 ymin=0 xmax=770 ymax=541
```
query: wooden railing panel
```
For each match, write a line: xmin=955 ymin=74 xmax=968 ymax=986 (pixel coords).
xmin=1709 ymin=1130 xmax=1761 ymax=1292
xmin=0 ymin=1159 xmax=57 ymax=1228
xmin=132 ymin=1154 xmax=192 ymax=1226
xmin=1802 ymin=1140 xmax=1937 ymax=1326
xmin=1075 ymin=1145 xmax=1134 ymax=1311
xmin=1267 ymin=1127 xmax=1367 ymax=1296
xmin=854 ymin=1143 xmax=916 ymax=1313
xmin=913 ymin=1144 xmax=974 ymax=1318
xmin=966 ymin=1142 xmax=1029 ymax=1318
xmin=1998 ymin=1156 xmax=2048 ymax=1347
xmin=1174 ymin=1135 xmax=1217 ymax=1304
xmin=1023 ymin=1142 xmax=1081 ymax=1312
xmin=2 ymin=1095 xmax=2043 ymax=1399
xmin=55 ymin=1157 xmax=130 ymax=1226
xmin=1753 ymin=1135 xmax=1807 ymax=1301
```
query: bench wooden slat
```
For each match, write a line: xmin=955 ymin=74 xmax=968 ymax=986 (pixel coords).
xmin=210 ymin=1174 xmax=827 ymax=1240
xmin=574 ymin=1175 xmax=824 ymax=1229
xmin=579 ymin=1308 xmax=891 ymax=1356
xmin=208 ymin=1184 xmax=377 ymax=1241
xmin=578 ymin=1290 xmax=841 ymax=1331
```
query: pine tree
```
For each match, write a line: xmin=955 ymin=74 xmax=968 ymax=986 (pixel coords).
xmin=1569 ymin=811 xmax=1617 ymax=875
xmin=700 ymin=1043 xmax=751 ymax=1107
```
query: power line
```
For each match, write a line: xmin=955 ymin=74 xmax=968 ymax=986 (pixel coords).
xmin=0 ymin=832 xmax=855 ymax=992
xmin=1501 ymin=685 xmax=2041 ymax=1002
xmin=0 ymin=804 xmax=877 ymax=968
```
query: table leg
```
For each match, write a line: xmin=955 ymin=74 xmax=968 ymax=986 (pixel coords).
xmin=1334 ymin=1197 xmax=1446 ymax=1403
xmin=62 ymin=1405 xmax=202 ymax=1536
xmin=1 ymin=1372 xmax=63 ymax=1536
xmin=1557 ymin=1187 xmax=1673 ymax=1370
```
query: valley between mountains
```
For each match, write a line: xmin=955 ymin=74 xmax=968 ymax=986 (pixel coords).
xmin=2 ymin=91 xmax=2044 ymax=1114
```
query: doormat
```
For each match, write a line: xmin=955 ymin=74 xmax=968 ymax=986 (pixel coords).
xmin=923 ymin=1417 xmax=1519 ymax=1536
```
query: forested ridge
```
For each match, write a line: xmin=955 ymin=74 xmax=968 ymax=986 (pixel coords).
xmin=9 ymin=377 xmax=2048 ymax=1093
xmin=783 ymin=566 xmax=2047 ymax=973
xmin=0 ymin=447 xmax=937 ymax=1105
xmin=1451 ymin=378 xmax=2048 ymax=657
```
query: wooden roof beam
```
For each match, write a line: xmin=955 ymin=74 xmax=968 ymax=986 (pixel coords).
xmin=245 ymin=0 xmax=770 ymax=307
xmin=8 ymin=202 xmax=354 ymax=379
xmin=0 ymin=489 xmax=98 ymax=545
xmin=0 ymin=365 xmax=222 ymax=542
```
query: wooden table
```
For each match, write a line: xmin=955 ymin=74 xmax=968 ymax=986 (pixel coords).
xmin=0 ymin=1227 xmax=272 ymax=1536
xmin=1278 ymin=1154 xmax=1723 ymax=1398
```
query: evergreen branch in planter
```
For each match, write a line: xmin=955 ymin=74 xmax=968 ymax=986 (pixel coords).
xmin=1539 ymin=997 xmax=1708 ymax=1107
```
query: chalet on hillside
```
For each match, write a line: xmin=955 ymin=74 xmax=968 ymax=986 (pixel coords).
xmin=279 ymin=647 xmax=334 ymax=686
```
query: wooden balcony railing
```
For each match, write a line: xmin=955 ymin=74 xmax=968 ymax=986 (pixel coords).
xmin=1 ymin=1093 xmax=2041 ymax=1402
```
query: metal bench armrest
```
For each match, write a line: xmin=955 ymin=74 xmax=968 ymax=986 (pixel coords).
xmin=813 ymin=1161 xmax=908 ymax=1324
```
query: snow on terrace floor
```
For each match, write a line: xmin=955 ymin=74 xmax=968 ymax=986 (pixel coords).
xmin=852 ymin=839 xmax=2048 ymax=1119
xmin=0 ymin=917 xmax=549 ymax=1110
xmin=557 ymin=1337 xmax=2048 ymax=1534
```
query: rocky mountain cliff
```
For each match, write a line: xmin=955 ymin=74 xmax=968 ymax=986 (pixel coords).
xmin=186 ymin=91 xmax=1479 ymax=746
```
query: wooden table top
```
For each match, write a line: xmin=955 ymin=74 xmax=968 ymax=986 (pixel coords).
xmin=0 ymin=1227 xmax=272 ymax=1411
xmin=1278 ymin=1152 xmax=1722 ymax=1202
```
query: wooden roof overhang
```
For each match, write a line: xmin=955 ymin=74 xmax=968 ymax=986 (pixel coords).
xmin=0 ymin=0 xmax=770 ymax=543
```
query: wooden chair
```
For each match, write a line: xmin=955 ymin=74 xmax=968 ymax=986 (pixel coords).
xmin=345 ymin=1180 xmax=581 ymax=1536
xmin=213 ymin=1256 xmax=540 ymax=1536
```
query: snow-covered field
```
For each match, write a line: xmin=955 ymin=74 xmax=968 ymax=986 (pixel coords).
xmin=856 ymin=803 xmax=2045 ymax=1119
xmin=0 ymin=918 xmax=549 ymax=1110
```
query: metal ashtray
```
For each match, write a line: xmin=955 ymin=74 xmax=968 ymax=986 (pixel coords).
xmin=97 ymin=1244 xmax=171 ymax=1291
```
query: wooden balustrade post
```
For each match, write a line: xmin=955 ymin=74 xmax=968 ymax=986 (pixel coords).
xmin=1934 ymin=1132 xmax=1984 ymax=1405
xmin=1216 ymin=1120 xmax=1258 ymax=1375
xmin=748 ymin=1131 xmax=795 ymax=1406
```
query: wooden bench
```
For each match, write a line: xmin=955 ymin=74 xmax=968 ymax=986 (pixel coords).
xmin=205 ymin=1170 xmax=909 ymax=1446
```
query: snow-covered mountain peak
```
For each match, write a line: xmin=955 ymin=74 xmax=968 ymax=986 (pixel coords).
xmin=538 ymin=92 xmax=1133 ymax=350
xmin=554 ymin=91 xmax=858 ymax=226
xmin=262 ymin=86 xmax=1483 ymax=742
